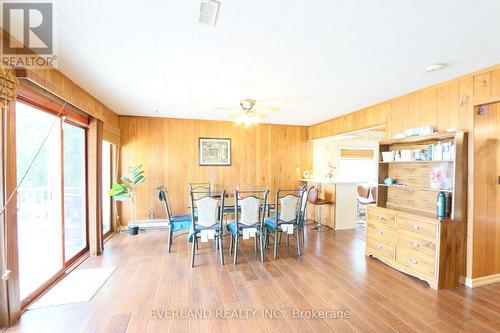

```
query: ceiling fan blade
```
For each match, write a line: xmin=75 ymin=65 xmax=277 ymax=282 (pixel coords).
xmin=229 ymin=113 xmax=242 ymax=118
xmin=254 ymin=112 xmax=268 ymax=118
xmin=254 ymin=105 xmax=280 ymax=112
xmin=214 ymin=107 xmax=241 ymax=111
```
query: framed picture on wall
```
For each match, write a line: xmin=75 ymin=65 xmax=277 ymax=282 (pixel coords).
xmin=199 ymin=138 xmax=231 ymax=166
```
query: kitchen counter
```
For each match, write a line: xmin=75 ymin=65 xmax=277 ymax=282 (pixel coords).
xmin=300 ymin=179 xmax=365 ymax=230
xmin=299 ymin=178 xmax=366 ymax=184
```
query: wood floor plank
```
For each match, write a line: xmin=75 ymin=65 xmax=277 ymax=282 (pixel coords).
xmin=6 ymin=227 xmax=500 ymax=333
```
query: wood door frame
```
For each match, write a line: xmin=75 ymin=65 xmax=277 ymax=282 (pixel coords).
xmin=62 ymin=118 xmax=90 ymax=266
xmin=102 ymin=140 xmax=113 ymax=239
xmin=3 ymin=98 xmax=20 ymax=323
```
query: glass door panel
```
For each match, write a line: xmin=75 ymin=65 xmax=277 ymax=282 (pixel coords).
xmin=16 ymin=102 xmax=63 ymax=300
xmin=102 ymin=141 xmax=112 ymax=235
xmin=63 ymin=122 xmax=87 ymax=261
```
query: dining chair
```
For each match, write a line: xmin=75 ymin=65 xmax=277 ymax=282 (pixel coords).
xmin=189 ymin=182 xmax=211 ymax=199
xmin=158 ymin=186 xmax=192 ymax=253
xmin=189 ymin=190 xmax=225 ymax=267
xmin=298 ymin=186 xmax=313 ymax=244
xmin=227 ymin=189 xmax=269 ymax=264
xmin=308 ymin=187 xmax=332 ymax=231
xmin=264 ymin=188 xmax=306 ymax=259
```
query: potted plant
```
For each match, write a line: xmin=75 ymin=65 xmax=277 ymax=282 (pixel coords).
xmin=108 ymin=165 xmax=145 ymax=235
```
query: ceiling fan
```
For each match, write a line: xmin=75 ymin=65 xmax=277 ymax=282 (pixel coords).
xmin=215 ymin=98 xmax=280 ymax=126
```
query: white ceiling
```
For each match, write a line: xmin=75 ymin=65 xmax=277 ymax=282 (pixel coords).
xmin=54 ymin=0 xmax=500 ymax=125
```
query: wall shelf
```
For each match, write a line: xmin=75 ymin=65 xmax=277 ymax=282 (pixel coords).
xmin=377 ymin=183 xmax=453 ymax=193
xmin=377 ymin=131 xmax=467 ymax=220
xmin=379 ymin=160 xmax=453 ymax=164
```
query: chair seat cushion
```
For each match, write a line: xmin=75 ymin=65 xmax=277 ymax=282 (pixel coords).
xmin=171 ymin=214 xmax=191 ymax=222
xmin=227 ymin=221 xmax=238 ymax=235
xmin=264 ymin=217 xmax=297 ymax=232
xmin=357 ymin=197 xmax=375 ymax=205
xmin=188 ymin=225 xmax=220 ymax=242
xmin=171 ymin=220 xmax=191 ymax=232
xmin=227 ymin=221 xmax=261 ymax=235
xmin=223 ymin=206 xmax=236 ymax=214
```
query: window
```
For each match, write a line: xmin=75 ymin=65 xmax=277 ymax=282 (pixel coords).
xmin=102 ymin=141 xmax=112 ymax=235
xmin=338 ymin=148 xmax=377 ymax=182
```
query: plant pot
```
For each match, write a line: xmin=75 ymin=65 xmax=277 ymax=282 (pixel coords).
xmin=128 ymin=225 xmax=139 ymax=235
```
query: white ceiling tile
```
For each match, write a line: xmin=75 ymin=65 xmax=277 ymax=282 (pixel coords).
xmin=47 ymin=0 xmax=500 ymax=125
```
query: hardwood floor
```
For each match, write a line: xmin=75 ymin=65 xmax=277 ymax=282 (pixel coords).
xmin=6 ymin=226 xmax=500 ymax=333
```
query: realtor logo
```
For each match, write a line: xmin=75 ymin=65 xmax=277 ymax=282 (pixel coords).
xmin=1 ymin=1 xmax=57 ymax=68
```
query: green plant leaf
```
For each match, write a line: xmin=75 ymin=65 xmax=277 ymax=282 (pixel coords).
xmin=109 ymin=182 xmax=128 ymax=197
xmin=113 ymin=193 xmax=130 ymax=201
xmin=132 ymin=170 xmax=144 ymax=178
xmin=133 ymin=175 xmax=145 ymax=186
xmin=121 ymin=176 xmax=133 ymax=183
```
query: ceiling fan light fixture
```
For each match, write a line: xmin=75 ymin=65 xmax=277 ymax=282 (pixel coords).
xmin=425 ymin=63 xmax=447 ymax=72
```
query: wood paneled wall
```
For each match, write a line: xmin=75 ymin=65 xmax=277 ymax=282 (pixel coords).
xmin=308 ymin=64 xmax=500 ymax=281
xmin=308 ymin=103 xmax=388 ymax=140
xmin=309 ymin=65 xmax=500 ymax=141
xmin=473 ymin=102 xmax=500 ymax=279
xmin=118 ymin=116 xmax=311 ymax=223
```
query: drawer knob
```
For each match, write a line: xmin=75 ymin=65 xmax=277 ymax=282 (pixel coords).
xmin=376 ymin=215 xmax=385 ymax=221
xmin=409 ymin=258 xmax=418 ymax=265
xmin=377 ymin=230 xmax=383 ymax=235
xmin=377 ymin=245 xmax=383 ymax=250
xmin=411 ymin=224 xmax=420 ymax=230
xmin=411 ymin=242 xmax=420 ymax=248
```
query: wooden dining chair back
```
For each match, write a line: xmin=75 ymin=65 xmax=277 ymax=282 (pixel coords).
xmin=189 ymin=190 xmax=225 ymax=267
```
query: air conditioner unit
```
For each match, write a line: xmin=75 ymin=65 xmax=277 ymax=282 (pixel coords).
xmin=199 ymin=0 xmax=220 ymax=26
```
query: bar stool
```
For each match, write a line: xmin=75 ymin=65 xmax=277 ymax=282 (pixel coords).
xmin=308 ymin=187 xmax=331 ymax=231
xmin=356 ymin=184 xmax=372 ymax=223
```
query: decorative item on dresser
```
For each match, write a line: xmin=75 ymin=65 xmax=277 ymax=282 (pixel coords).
xmin=366 ymin=131 xmax=467 ymax=289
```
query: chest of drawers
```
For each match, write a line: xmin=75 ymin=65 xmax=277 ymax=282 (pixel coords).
xmin=365 ymin=206 xmax=465 ymax=290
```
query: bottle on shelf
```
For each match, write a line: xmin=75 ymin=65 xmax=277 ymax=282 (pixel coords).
xmin=427 ymin=144 xmax=434 ymax=161
xmin=437 ymin=191 xmax=447 ymax=219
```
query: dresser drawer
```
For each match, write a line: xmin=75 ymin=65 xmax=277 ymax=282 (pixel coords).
xmin=367 ymin=206 xmax=396 ymax=228
xmin=366 ymin=238 xmax=395 ymax=259
xmin=397 ymin=231 xmax=437 ymax=259
xmin=397 ymin=214 xmax=437 ymax=240
xmin=396 ymin=247 xmax=436 ymax=279
xmin=367 ymin=221 xmax=395 ymax=243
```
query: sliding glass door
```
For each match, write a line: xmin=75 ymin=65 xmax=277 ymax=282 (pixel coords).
xmin=63 ymin=122 xmax=87 ymax=262
xmin=16 ymin=102 xmax=63 ymax=300
xmin=102 ymin=141 xmax=112 ymax=236
xmin=15 ymin=101 xmax=88 ymax=304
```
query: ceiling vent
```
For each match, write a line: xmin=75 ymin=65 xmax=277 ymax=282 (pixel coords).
xmin=199 ymin=0 xmax=220 ymax=26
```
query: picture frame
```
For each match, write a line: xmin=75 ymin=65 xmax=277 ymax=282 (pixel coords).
xmin=198 ymin=137 xmax=231 ymax=166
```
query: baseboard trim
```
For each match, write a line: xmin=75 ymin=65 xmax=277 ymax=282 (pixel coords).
xmin=465 ymin=273 xmax=500 ymax=288
xmin=121 ymin=219 xmax=169 ymax=231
